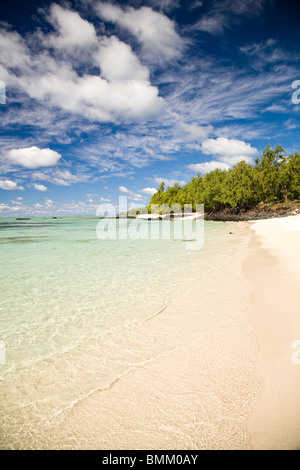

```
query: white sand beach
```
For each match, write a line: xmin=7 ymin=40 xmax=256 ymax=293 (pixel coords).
xmin=246 ymin=215 xmax=300 ymax=450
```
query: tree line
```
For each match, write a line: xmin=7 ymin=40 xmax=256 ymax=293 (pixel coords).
xmin=147 ymin=145 xmax=300 ymax=213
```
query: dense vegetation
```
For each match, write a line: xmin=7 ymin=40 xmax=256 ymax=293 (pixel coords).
xmin=147 ymin=145 xmax=300 ymax=213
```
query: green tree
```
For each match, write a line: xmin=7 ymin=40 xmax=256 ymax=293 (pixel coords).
xmin=286 ymin=153 xmax=300 ymax=200
xmin=223 ymin=161 xmax=258 ymax=208
xmin=148 ymin=145 xmax=299 ymax=214
xmin=255 ymin=144 xmax=286 ymax=202
xmin=201 ymin=169 xmax=228 ymax=211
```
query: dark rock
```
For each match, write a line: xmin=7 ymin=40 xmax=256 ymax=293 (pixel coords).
xmin=204 ymin=205 xmax=299 ymax=222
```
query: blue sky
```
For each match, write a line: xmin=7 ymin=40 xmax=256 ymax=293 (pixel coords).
xmin=0 ymin=0 xmax=300 ymax=216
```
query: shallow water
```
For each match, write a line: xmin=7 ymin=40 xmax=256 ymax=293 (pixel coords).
xmin=0 ymin=216 xmax=243 ymax=449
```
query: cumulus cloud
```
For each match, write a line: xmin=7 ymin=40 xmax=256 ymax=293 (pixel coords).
xmin=188 ymin=161 xmax=230 ymax=174
xmin=0 ymin=179 xmax=24 ymax=191
xmin=95 ymin=36 xmax=149 ymax=82
xmin=46 ymin=4 xmax=98 ymax=50
xmin=141 ymin=187 xmax=157 ymax=195
xmin=0 ymin=29 xmax=30 ymax=71
xmin=19 ymin=61 xmax=163 ymax=123
xmin=7 ymin=147 xmax=62 ymax=169
xmin=95 ymin=3 xmax=184 ymax=61
xmin=201 ymin=137 xmax=257 ymax=165
xmin=0 ymin=9 xmax=164 ymax=124
xmin=33 ymin=183 xmax=48 ymax=191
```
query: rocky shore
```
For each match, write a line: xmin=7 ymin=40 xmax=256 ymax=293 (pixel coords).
xmin=205 ymin=201 xmax=300 ymax=221
xmin=126 ymin=201 xmax=300 ymax=222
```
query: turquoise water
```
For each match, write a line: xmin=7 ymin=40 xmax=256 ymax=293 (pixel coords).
xmin=0 ymin=216 xmax=236 ymax=448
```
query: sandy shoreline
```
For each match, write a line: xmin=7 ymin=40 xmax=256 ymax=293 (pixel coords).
xmin=245 ymin=215 xmax=300 ymax=450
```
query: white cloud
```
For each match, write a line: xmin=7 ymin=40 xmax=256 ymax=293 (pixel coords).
xmin=0 ymin=203 xmax=21 ymax=212
xmin=31 ymin=169 xmax=88 ymax=186
xmin=118 ymin=186 xmax=145 ymax=201
xmin=11 ymin=199 xmax=23 ymax=205
xmin=189 ymin=0 xmax=265 ymax=35
xmin=0 ymin=197 xmax=114 ymax=217
xmin=181 ymin=123 xmax=213 ymax=142
xmin=188 ymin=161 xmax=230 ymax=174
xmin=119 ymin=186 xmax=130 ymax=193
xmin=0 ymin=14 xmax=164 ymax=124
xmin=0 ymin=29 xmax=30 ymax=70
xmin=100 ymin=197 xmax=111 ymax=202
xmin=95 ymin=3 xmax=184 ymax=61
xmin=239 ymin=39 xmax=292 ymax=71
xmin=190 ymin=0 xmax=203 ymax=9
xmin=46 ymin=4 xmax=98 ymax=50
xmin=222 ymin=0 xmax=265 ymax=16
xmin=141 ymin=187 xmax=157 ymax=195
xmin=186 ymin=143 xmax=202 ymax=151
xmin=32 ymin=171 xmax=70 ymax=186
xmin=22 ymin=63 xmax=163 ymax=123
xmin=0 ymin=179 xmax=24 ymax=191
xmin=7 ymin=147 xmax=61 ymax=169
xmin=95 ymin=36 xmax=149 ymax=82
xmin=53 ymin=170 xmax=88 ymax=183
xmin=33 ymin=183 xmax=48 ymax=192
xmin=201 ymin=137 xmax=257 ymax=165
xmin=195 ymin=15 xmax=225 ymax=34
xmin=145 ymin=0 xmax=181 ymax=12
